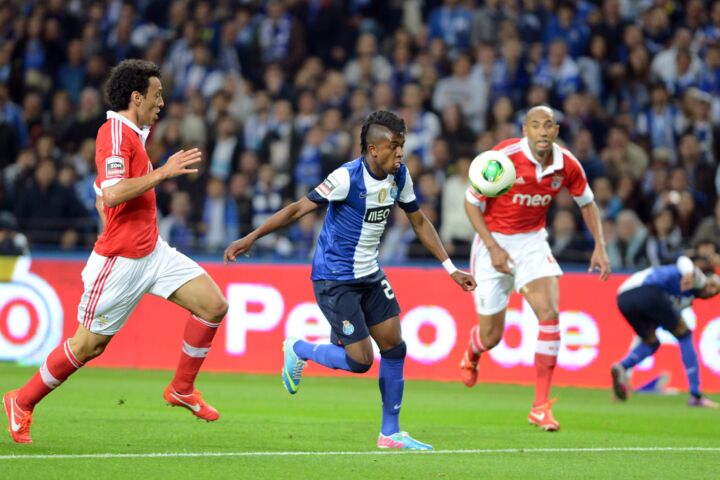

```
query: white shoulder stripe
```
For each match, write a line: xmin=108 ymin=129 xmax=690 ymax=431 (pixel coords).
xmin=499 ymin=143 xmax=522 ymax=155
xmin=116 ymin=119 xmax=123 ymax=155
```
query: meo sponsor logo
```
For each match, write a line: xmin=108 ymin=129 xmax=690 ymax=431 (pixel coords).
xmin=512 ymin=193 xmax=552 ymax=207
xmin=364 ymin=206 xmax=391 ymax=223
xmin=105 ymin=156 xmax=125 ymax=178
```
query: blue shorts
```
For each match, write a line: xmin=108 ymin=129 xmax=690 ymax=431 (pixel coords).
xmin=617 ymin=286 xmax=681 ymax=339
xmin=313 ymin=271 xmax=401 ymax=346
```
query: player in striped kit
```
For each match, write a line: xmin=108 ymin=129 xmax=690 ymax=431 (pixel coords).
xmin=225 ymin=110 xmax=476 ymax=449
xmin=3 ymin=60 xmax=228 ymax=444
xmin=458 ymin=106 xmax=611 ymax=431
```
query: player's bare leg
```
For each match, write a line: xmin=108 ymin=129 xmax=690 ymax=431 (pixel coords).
xmin=369 ymin=317 xmax=432 ymax=450
xmin=522 ymin=276 xmax=561 ymax=431
xmin=460 ymin=311 xmax=505 ymax=387
xmin=164 ymin=273 xmax=228 ymax=421
xmin=4 ymin=326 xmax=112 ymax=443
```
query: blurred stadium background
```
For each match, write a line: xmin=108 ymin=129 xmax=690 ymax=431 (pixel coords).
xmin=1 ymin=0 xmax=720 ymax=475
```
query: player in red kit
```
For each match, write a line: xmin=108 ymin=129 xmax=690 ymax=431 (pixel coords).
xmin=3 ymin=60 xmax=228 ymax=444
xmin=458 ymin=106 xmax=610 ymax=431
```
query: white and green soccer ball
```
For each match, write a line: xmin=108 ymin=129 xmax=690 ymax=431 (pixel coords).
xmin=468 ymin=150 xmax=516 ymax=198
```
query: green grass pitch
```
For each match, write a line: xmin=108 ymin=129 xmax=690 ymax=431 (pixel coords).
xmin=1 ymin=364 xmax=719 ymax=479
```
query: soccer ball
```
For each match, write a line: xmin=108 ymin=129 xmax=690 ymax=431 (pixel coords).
xmin=468 ymin=150 xmax=516 ymax=198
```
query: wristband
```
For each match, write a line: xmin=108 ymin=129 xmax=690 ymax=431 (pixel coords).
xmin=442 ymin=258 xmax=458 ymax=275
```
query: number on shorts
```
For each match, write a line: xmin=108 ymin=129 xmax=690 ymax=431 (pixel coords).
xmin=381 ymin=279 xmax=395 ymax=299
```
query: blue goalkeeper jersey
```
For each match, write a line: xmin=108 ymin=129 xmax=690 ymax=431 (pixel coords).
xmin=306 ymin=156 xmax=419 ymax=281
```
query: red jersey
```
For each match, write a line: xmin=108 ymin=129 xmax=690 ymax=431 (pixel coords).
xmin=466 ymin=137 xmax=593 ymax=234
xmin=93 ymin=111 xmax=158 ymax=258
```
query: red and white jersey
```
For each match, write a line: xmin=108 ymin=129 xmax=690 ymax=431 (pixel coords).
xmin=93 ymin=111 xmax=158 ymax=258
xmin=466 ymin=137 xmax=594 ymax=234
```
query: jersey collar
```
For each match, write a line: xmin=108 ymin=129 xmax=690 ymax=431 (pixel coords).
xmin=520 ymin=137 xmax=564 ymax=179
xmin=106 ymin=111 xmax=151 ymax=146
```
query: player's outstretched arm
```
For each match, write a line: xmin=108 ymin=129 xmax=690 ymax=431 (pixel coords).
xmin=464 ymin=199 xmax=513 ymax=274
xmin=405 ymin=208 xmax=476 ymax=291
xmin=580 ymin=201 xmax=611 ymax=281
xmin=224 ymin=197 xmax=320 ymax=263
xmin=102 ymin=148 xmax=202 ymax=208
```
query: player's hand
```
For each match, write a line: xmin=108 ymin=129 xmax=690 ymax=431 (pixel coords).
xmin=589 ymin=246 xmax=611 ymax=281
xmin=224 ymin=236 xmax=254 ymax=263
xmin=161 ymin=148 xmax=202 ymax=178
xmin=488 ymin=244 xmax=513 ymax=275
xmin=451 ymin=270 xmax=477 ymax=291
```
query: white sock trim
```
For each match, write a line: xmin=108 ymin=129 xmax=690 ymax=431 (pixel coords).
xmin=535 ymin=340 xmax=560 ymax=356
xmin=182 ymin=340 xmax=210 ymax=358
xmin=39 ymin=361 xmax=61 ymax=389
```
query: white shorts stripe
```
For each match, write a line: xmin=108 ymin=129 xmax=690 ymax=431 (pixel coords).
xmin=83 ymin=257 xmax=117 ymax=328
xmin=182 ymin=341 xmax=210 ymax=358
xmin=39 ymin=361 xmax=61 ymax=389
xmin=536 ymin=339 xmax=560 ymax=356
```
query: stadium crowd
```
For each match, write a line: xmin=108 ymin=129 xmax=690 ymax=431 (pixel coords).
xmin=0 ymin=0 xmax=719 ymax=269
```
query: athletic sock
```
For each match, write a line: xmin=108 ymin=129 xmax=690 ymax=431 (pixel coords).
xmin=534 ymin=319 xmax=560 ymax=407
xmin=620 ymin=342 xmax=659 ymax=370
xmin=677 ymin=332 xmax=700 ymax=398
xmin=294 ymin=340 xmax=352 ymax=371
xmin=171 ymin=315 xmax=220 ymax=394
xmin=17 ymin=339 xmax=84 ymax=411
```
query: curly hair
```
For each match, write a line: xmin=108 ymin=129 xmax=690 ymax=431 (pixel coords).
xmin=360 ymin=110 xmax=406 ymax=154
xmin=104 ymin=59 xmax=161 ymax=112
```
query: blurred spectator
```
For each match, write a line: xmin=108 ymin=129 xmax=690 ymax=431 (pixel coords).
xmin=257 ymin=0 xmax=306 ymax=77
xmin=636 ymin=82 xmax=682 ymax=163
xmin=286 ymin=210 xmax=318 ymax=260
xmin=208 ymin=116 xmax=242 ymax=182
xmin=432 ymin=53 xmax=488 ymax=132
xmin=379 ymin=208 xmax=415 ymax=263
xmin=548 ymin=208 xmax=590 ymax=263
xmin=439 ymin=104 xmax=476 ymax=158
xmin=571 ymin=129 xmax=606 ymax=184
xmin=691 ymin=197 xmax=720 ymax=248
xmin=440 ymin=157 xmax=475 ymax=258
xmin=199 ymin=177 xmax=238 ymax=253
xmin=13 ymin=159 xmax=88 ymax=247
xmin=428 ymin=0 xmax=473 ymax=54
xmin=532 ymin=39 xmax=581 ymax=106
xmin=159 ymin=190 xmax=195 ymax=253
xmin=592 ymin=177 xmax=623 ymax=221
xmin=0 ymin=211 xmax=29 ymax=256
xmin=544 ymin=1 xmax=590 ymax=59
xmin=600 ymin=125 xmax=649 ymax=181
xmin=471 ymin=0 xmax=507 ymax=46
xmin=401 ymin=82 xmax=441 ymax=166
xmin=344 ymin=32 xmax=392 ymax=88
xmin=606 ymin=209 xmax=649 ymax=270
xmin=646 ymin=206 xmax=684 ymax=266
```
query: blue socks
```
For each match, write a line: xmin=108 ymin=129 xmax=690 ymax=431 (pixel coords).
xmin=379 ymin=343 xmax=406 ymax=436
xmin=677 ymin=333 xmax=700 ymax=397
xmin=293 ymin=340 xmax=351 ymax=371
xmin=621 ymin=342 xmax=659 ymax=370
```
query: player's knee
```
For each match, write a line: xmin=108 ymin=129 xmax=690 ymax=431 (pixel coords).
xmin=346 ymin=354 xmax=372 ymax=374
xmin=535 ymin=306 xmax=559 ymax=321
xmin=484 ymin=332 xmax=502 ymax=350
xmin=380 ymin=341 xmax=406 ymax=360
xmin=205 ymin=297 xmax=229 ymax=323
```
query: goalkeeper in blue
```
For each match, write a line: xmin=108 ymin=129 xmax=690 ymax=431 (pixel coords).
xmin=225 ymin=111 xmax=476 ymax=450
xmin=611 ymin=255 xmax=719 ymax=408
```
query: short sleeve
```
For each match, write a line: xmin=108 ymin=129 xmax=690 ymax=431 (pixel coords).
xmin=310 ymin=168 xmax=350 ymax=203
xmin=565 ymin=152 xmax=593 ymax=207
xmin=95 ymin=121 xmax=133 ymax=193
xmin=465 ymin=185 xmax=486 ymax=208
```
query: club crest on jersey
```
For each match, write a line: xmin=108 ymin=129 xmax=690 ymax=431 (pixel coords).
xmin=551 ymin=174 xmax=564 ymax=190
xmin=390 ymin=182 xmax=398 ymax=200
xmin=105 ymin=156 xmax=125 ymax=178
xmin=342 ymin=320 xmax=355 ymax=336
xmin=317 ymin=176 xmax=337 ymax=196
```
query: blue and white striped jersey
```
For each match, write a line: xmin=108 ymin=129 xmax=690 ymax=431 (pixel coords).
xmin=618 ymin=256 xmax=708 ymax=308
xmin=307 ymin=156 xmax=419 ymax=281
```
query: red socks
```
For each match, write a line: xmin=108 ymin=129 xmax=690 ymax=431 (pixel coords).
xmin=466 ymin=325 xmax=488 ymax=363
xmin=534 ymin=318 xmax=561 ymax=406
xmin=171 ymin=315 xmax=220 ymax=394
xmin=17 ymin=339 xmax=84 ymax=411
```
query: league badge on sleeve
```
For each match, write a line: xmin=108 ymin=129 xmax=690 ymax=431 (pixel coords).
xmin=105 ymin=155 xmax=126 ymax=178
xmin=317 ymin=176 xmax=338 ymax=196
xmin=342 ymin=320 xmax=355 ymax=336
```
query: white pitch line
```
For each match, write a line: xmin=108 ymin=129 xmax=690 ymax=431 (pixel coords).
xmin=1 ymin=447 xmax=719 ymax=460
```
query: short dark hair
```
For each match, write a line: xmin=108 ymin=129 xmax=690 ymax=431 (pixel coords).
xmin=360 ymin=110 xmax=406 ymax=154
xmin=105 ymin=59 xmax=161 ymax=112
